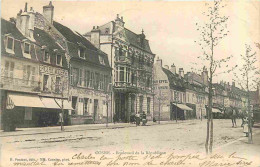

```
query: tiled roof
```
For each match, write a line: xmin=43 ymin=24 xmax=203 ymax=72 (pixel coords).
xmin=1 ymin=18 xmax=25 ymax=40
xmin=162 ymin=68 xmax=185 ymax=91
xmin=124 ymin=28 xmax=153 ymax=54
xmin=53 ymin=21 xmax=110 ymax=68
xmin=33 ymin=27 xmax=68 ymax=68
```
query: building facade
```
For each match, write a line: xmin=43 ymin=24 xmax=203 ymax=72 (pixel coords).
xmin=1 ymin=11 xmax=71 ymax=130
xmin=85 ymin=15 xmax=155 ymax=122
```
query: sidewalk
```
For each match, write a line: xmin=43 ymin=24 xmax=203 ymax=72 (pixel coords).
xmin=0 ymin=119 xmax=194 ymax=137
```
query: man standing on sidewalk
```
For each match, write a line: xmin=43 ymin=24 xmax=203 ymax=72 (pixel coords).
xmin=231 ymin=108 xmax=237 ymax=127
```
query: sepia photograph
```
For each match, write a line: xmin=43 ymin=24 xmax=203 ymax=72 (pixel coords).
xmin=0 ymin=0 xmax=259 ymax=166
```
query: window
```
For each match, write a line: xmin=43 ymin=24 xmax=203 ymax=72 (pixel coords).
xmin=79 ymin=69 xmax=83 ymax=86
xmin=119 ymin=67 xmax=124 ymax=82
xmin=55 ymin=77 xmax=61 ymax=93
xmin=24 ymin=43 xmax=30 ymax=54
xmin=43 ymin=75 xmax=49 ymax=91
xmin=72 ymin=68 xmax=79 ymax=86
xmin=4 ymin=61 xmax=15 ymax=78
xmin=85 ymin=70 xmax=90 ymax=87
xmin=31 ymin=67 xmax=36 ymax=82
xmin=56 ymin=54 xmax=62 ymax=66
xmin=95 ymin=72 xmax=100 ymax=89
xmin=23 ymin=65 xmax=31 ymax=84
xmin=100 ymin=74 xmax=104 ymax=90
xmin=105 ymin=28 xmax=109 ymax=34
xmin=70 ymin=67 xmax=73 ymax=85
xmin=147 ymin=97 xmax=151 ymax=114
xmin=99 ymin=55 xmax=105 ymax=65
xmin=78 ymin=47 xmax=85 ymax=59
xmin=89 ymin=72 xmax=94 ymax=88
xmin=7 ymin=37 xmax=14 ymax=50
xmin=44 ymin=51 xmax=50 ymax=63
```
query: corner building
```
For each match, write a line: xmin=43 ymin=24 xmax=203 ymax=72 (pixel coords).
xmin=85 ymin=15 xmax=155 ymax=122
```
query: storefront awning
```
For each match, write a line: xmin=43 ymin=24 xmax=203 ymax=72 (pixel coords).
xmin=40 ymin=97 xmax=61 ymax=109
xmin=212 ymin=108 xmax=222 ymax=113
xmin=55 ymin=99 xmax=74 ymax=110
xmin=174 ymin=104 xmax=193 ymax=111
xmin=7 ymin=93 xmax=45 ymax=109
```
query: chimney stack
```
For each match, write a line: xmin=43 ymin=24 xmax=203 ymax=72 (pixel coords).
xmin=170 ymin=63 xmax=176 ymax=74
xmin=43 ymin=1 xmax=54 ymax=24
xmin=156 ymin=57 xmax=162 ymax=67
xmin=179 ymin=68 xmax=184 ymax=78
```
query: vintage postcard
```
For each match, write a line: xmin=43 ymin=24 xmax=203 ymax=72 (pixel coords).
xmin=0 ymin=0 xmax=259 ymax=167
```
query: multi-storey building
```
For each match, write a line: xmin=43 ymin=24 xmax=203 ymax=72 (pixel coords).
xmin=153 ymin=58 xmax=193 ymax=121
xmin=1 ymin=8 xmax=71 ymax=131
xmin=85 ymin=15 xmax=155 ymax=122
xmin=35 ymin=2 xmax=112 ymax=124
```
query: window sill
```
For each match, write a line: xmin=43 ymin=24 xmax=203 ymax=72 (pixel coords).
xmin=6 ymin=49 xmax=15 ymax=54
xmin=23 ymin=53 xmax=31 ymax=59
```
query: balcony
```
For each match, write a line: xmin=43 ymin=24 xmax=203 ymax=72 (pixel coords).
xmin=0 ymin=76 xmax=41 ymax=92
xmin=115 ymin=56 xmax=131 ymax=65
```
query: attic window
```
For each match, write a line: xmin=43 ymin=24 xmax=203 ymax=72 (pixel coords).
xmin=78 ymin=47 xmax=85 ymax=59
xmin=24 ymin=43 xmax=30 ymax=54
xmin=105 ymin=28 xmax=109 ymax=34
xmin=56 ymin=54 xmax=62 ymax=66
xmin=7 ymin=37 xmax=14 ymax=51
xmin=99 ymin=55 xmax=105 ymax=65
xmin=44 ymin=51 xmax=50 ymax=63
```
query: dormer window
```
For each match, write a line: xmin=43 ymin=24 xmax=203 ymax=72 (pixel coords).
xmin=99 ymin=55 xmax=105 ymax=65
xmin=105 ymin=28 xmax=109 ymax=34
xmin=24 ymin=43 xmax=30 ymax=54
xmin=56 ymin=54 xmax=62 ymax=66
xmin=44 ymin=50 xmax=50 ymax=63
xmin=78 ymin=47 xmax=85 ymax=59
xmin=6 ymin=36 xmax=14 ymax=53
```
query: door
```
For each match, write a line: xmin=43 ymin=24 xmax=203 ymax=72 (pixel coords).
xmin=93 ymin=99 xmax=98 ymax=121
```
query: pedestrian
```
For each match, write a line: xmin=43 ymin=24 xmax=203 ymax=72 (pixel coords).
xmin=135 ymin=113 xmax=140 ymax=126
xmin=231 ymin=109 xmax=237 ymax=127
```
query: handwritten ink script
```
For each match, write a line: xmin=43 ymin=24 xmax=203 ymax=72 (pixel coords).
xmin=8 ymin=151 xmax=254 ymax=167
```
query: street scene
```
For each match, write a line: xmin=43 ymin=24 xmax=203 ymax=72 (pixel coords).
xmin=1 ymin=0 xmax=260 ymax=167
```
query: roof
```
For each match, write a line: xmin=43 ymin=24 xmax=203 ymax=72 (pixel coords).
xmin=1 ymin=18 xmax=68 ymax=68
xmin=53 ymin=21 xmax=110 ymax=68
xmin=162 ymin=68 xmax=186 ymax=91
xmin=124 ymin=28 xmax=153 ymax=54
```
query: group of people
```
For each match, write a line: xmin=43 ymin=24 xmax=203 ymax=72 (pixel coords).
xmin=130 ymin=112 xmax=147 ymax=126
xmin=230 ymin=109 xmax=253 ymax=137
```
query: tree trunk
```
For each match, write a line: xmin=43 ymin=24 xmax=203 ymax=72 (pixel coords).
xmin=205 ymin=115 xmax=209 ymax=154
xmin=209 ymin=113 xmax=213 ymax=153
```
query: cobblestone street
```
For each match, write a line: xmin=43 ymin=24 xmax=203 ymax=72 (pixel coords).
xmin=1 ymin=119 xmax=260 ymax=166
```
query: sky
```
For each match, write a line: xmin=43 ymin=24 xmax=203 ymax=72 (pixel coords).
xmin=1 ymin=0 xmax=259 ymax=84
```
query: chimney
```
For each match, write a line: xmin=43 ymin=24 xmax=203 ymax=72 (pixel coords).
xmin=115 ymin=14 xmax=125 ymax=27
xmin=164 ymin=65 xmax=169 ymax=70
xmin=156 ymin=57 xmax=162 ymax=67
xmin=16 ymin=3 xmax=30 ymax=37
xmin=90 ymin=25 xmax=101 ymax=49
xmin=179 ymin=68 xmax=184 ymax=78
xmin=170 ymin=63 xmax=176 ymax=74
xmin=43 ymin=1 xmax=54 ymax=24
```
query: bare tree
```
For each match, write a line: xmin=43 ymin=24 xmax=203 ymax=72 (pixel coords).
xmin=233 ymin=44 xmax=260 ymax=144
xmin=195 ymin=0 xmax=233 ymax=154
